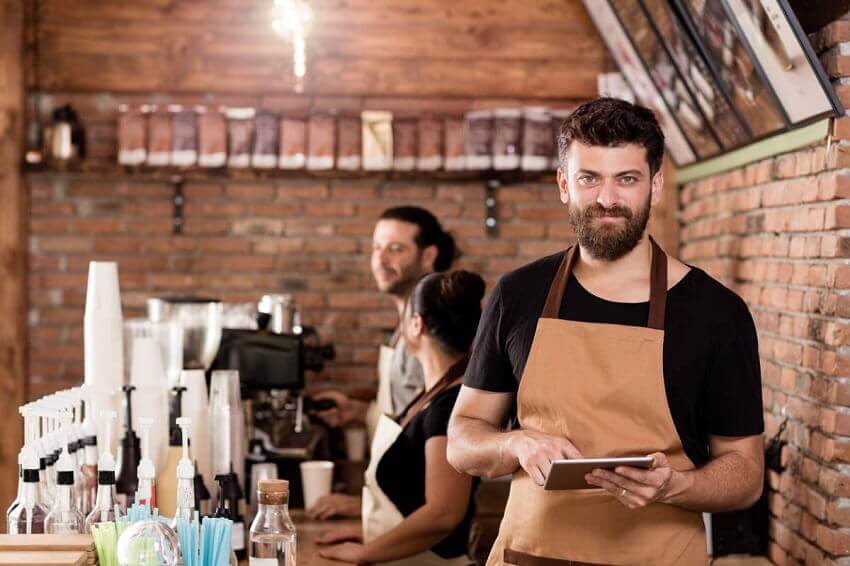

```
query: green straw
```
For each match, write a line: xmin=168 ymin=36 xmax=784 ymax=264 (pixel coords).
xmin=91 ymin=522 xmax=119 ymax=566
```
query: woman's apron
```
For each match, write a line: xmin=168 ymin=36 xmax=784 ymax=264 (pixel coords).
xmin=362 ymin=415 xmax=473 ymax=565
xmin=365 ymin=339 xmax=400 ymax=441
xmin=489 ymin=238 xmax=708 ymax=566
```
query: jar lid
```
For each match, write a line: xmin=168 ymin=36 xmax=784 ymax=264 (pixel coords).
xmin=258 ymin=479 xmax=289 ymax=494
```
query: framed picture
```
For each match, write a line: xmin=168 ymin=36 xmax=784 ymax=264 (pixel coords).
xmin=721 ymin=0 xmax=841 ymax=124
xmin=582 ymin=0 xmax=843 ymax=166
xmin=583 ymin=0 xmax=697 ymax=165
xmin=640 ymin=0 xmax=752 ymax=149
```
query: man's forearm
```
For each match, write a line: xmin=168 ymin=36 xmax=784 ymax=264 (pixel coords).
xmin=663 ymin=451 xmax=763 ymax=512
xmin=447 ymin=415 xmax=519 ymax=478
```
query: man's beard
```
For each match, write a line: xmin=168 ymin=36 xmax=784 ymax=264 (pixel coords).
xmin=568 ymin=195 xmax=651 ymax=261
xmin=380 ymin=259 xmax=424 ymax=298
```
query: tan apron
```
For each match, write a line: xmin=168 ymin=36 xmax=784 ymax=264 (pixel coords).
xmin=489 ymin=238 xmax=708 ymax=566
xmin=362 ymin=413 xmax=473 ymax=566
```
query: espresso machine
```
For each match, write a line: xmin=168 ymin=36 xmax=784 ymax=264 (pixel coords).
xmin=208 ymin=294 xmax=336 ymax=508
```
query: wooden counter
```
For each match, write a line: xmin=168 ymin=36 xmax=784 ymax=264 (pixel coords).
xmin=291 ymin=511 xmax=361 ymax=566
xmin=238 ymin=511 xmax=361 ymax=565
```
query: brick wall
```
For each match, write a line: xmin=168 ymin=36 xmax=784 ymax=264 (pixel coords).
xmin=678 ymin=18 xmax=850 ymax=564
xmin=27 ymin=173 xmax=588 ymax=398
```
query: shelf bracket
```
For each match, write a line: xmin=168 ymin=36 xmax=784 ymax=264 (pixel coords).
xmin=171 ymin=175 xmax=184 ymax=235
xmin=485 ymin=178 xmax=499 ymax=238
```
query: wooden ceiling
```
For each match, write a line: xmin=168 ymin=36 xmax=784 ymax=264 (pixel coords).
xmin=30 ymin=0 xmax=610 ymax=100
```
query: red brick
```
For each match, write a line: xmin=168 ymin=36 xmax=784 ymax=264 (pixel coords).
xmin=199 ymin=238 xmax=252 ymax=254
xmin=253 ymin=238 xmax=305 ymax=254
xmin=184 ymin=183 xmax=224 ymax=198
xmin=36 ymin=237 xmax=92 ymax=253
xmin=381 ymin=182 xmax=435 ymax=200
xmin=305 ymin=202 xmax=357 ymax=217
xmin=436 ymin=184 xmax=486 ymax=202
xmin=497 ymin=187 xmax=543 ymax=202
xmin=250 ymin=202 xmax=302 ymax=217
xmin=827 ymin=499 xmax=850 ymax=527
xmin=277 ymin=181 xmax=329 ymax=200
xmin=516 ymin=205 xmax=566 ymax=221
xmin=72 ymin=218 xmax=125 ymax=234
xmin=820 ymin=468 xmax=850 ymax=497
xmin=232 ymin=218 xmax=285 ymax=236
xmin=519 ymin=240 xmax=568 ymax=257
xmin=30 ymin=202 xmax=74 ymax=217
xmin=184 ymin=201 xmax=246 ymax=217
xmin=192 ymin=255 xmax=276 ymax=272
xmin=30 ymin=218 xmax=72 ymax=235
xmin=327 ymin=293 xmax=385 ymax=309
xmin=330 ymin=182 xmax=379 ymax=200
xmin=181 ymin=219 xmax=231 ymax=235
xmin=225 ymin=183 xmax=275 ymax=200
xmin=304 ymin=238 xmax=359 ymax=254
xmin=142 ymin=237 xmax=196 ymax=253
xmin=816 ymin=523 xmax=850 ymax=555
xmin=462 ymin=239 xmax=517 ymax=257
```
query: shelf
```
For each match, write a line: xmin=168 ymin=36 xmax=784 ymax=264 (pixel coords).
xmin=23 ymin=161 xmax=556 ymax=186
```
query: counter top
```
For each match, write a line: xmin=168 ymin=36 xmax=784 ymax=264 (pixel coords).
xmin=238 ymin=511 xmax=360 ymax=566
xmin=294 ymin=511 xmax=360 ymax=566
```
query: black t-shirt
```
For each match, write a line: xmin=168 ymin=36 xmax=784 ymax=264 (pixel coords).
xmin=463 ymin=249 xmax=764 ymax=467
xmin=376 ymin=384 xmax=478 ymax=559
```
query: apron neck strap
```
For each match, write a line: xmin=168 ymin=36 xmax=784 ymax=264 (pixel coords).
xmin=542 ymin=237 xmax=668 ymax=330
xmin=398 ymin=356 xmax=468 ymax=429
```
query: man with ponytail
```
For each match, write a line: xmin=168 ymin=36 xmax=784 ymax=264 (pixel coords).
xmin=308 ymin=206 xmax=458 ymax=520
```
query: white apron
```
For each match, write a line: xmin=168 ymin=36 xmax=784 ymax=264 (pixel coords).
xmin=362 ymin=414 xmax=473 ymax=566
xmin=366 ymin=344 xmax=396 ymax=441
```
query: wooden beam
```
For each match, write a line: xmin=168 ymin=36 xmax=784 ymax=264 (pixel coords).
xmin=34 ymin=0 xmax=608 ymax=99
xmin=0 ymin=0 xmax=26 ymax=524
xmin=38 ymin=0 xmax=597 ymax=27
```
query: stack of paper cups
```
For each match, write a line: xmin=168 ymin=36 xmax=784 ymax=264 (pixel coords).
xmin=129 ymin=336 xmax=169 ymax=472
xmin=180 ymin=370 xmax=210 ymax=489
xmin=84 ymin=261 xmax=124 ymax=456
xmin=209 ymin=370 xmax=246 ymax=497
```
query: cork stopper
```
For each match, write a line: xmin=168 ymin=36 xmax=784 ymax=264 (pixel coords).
xmin=258 ymin=479 xmax=289 ymax=496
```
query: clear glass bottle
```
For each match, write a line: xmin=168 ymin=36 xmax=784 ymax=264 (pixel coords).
xmin=79 ymin=435 xmax=98 ymax=517
xmin=45 ymin=469 xmax=84 ymax=534
xmin=84 ymin=471 xmax=119 ymax=533
xmin=8 ymin=467 xmax=48 ymax=534
xmin=249 ymin=479 xmax=296 ymax=566
xmin=38 ymin=454 xmax=53 ymax=510
xmin=5 ymin=463 xmax=22 ymax=533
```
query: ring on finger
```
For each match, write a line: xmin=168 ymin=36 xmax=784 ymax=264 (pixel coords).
xmin=620 ymin=488 xmax=627 ymax=497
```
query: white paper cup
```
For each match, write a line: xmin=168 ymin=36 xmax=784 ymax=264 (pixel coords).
xmin=300 ymin=460 xmax=334 ymax=510
xmin=344 ymin=427 xmax=367 ymax=462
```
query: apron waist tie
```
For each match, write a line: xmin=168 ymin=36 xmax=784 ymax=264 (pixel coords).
xmin=504 ymin=548 xmax=609 ymax=566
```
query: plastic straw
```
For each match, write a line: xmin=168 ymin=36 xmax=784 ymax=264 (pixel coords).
xmin=200 ymin=516 xmax=232 ymax=566
xmin=91 ymin=522 xmax=119 ymax=566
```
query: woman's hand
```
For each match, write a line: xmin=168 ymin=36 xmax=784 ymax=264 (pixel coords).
xmin=316 ymin=524 xmax=363 ymax=545
xmin=318 ymin=542 xmax=367 ymax=564
xmin=307 ymin=493 xmax=362 ymax=520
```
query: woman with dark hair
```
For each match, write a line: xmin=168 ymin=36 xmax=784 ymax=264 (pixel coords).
xmin=319 ymin=270 xmax=485 ymax=565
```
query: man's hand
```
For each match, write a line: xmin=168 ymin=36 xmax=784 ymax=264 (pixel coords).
xmin=316 ymin=524 xmax=363 ymax=545
xmin=311 ymin=390 xmax=366 ymax=428
xmin=507 ymin=429 xmax=583 ymax=486
xmin=307 ymin=493 xmax=362 ymax=520
xmin=584 ymin=452 xmax=688 ymax=509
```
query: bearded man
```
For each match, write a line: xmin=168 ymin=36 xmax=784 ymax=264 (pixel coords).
xmin=447 ymin=98 xmax=764 ymax=565
xmin=308 ymin=206 xmax=458 ymax=520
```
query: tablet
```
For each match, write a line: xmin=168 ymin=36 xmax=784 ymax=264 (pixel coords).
xmin=544 ymin=456 xmax=654 ymax=490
